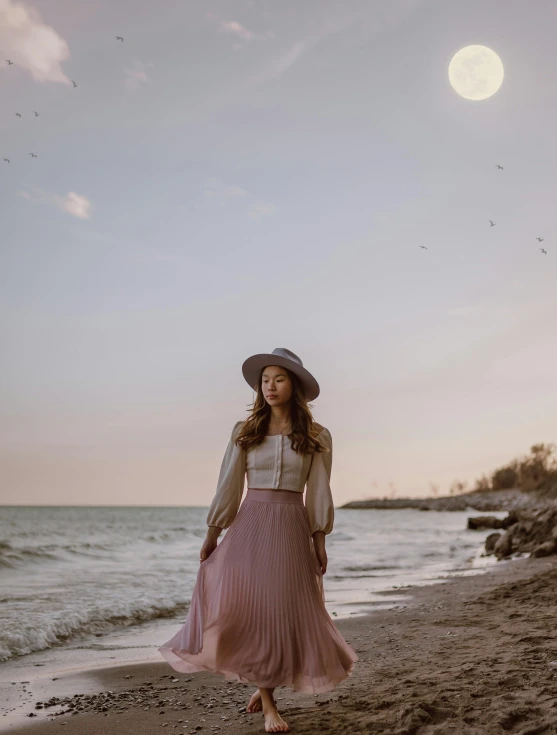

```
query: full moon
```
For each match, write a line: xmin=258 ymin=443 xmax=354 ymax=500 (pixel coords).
xmin=448 ymin=45 xmax=504 ymax=100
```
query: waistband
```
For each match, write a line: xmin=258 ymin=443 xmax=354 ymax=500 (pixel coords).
xmin=246 ymin=488 xmax=304 ymax=504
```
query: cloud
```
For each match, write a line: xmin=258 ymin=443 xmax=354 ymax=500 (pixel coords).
xmin=203 ymin=177 xmax=248 ymax=201
xmin=0 ymin=0 xmax=71 ymax=83
xmin=221 ymin=20 xmax=254 ymax=40
xmin=249 ymin=15 xmax=357 ymax=87
xmin=188 ymin=2 xmax=426 ymax=120
xmin=18 ymin=187 xmax=48 ymax=203
xmin=206 ymin=12 xmax=255 ymax=41
xmin=123 ymin=59 xmax=153 ymax=89
xmin=55 ymin=192 xmax=92 ymax=219
xmin=19 ymin=188 xmax=92 ymax=218
xmin=273 ymin=40 xmax=307 ymax=77
xmin=247 ymin=1 xmax=426 ymax=87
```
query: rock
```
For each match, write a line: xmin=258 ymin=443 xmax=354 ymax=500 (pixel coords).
xmin=532 ymin=540 xmax=557 ymax=557
xmin=494 ymin=533 xmax=513 ymax=559
xmin=468 ymin=516 xmax=506 ymax=530
xmin=483 ymin=505 xmax=557 ymax=559
xmin=485 ymin=533 xmax=501 ymax=553
xmin=502 ymin=510 xmax=520 ymax=528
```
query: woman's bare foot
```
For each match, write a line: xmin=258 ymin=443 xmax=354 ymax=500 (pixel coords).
xmin=262 ymin=702 xmax=289 ymax=733
xmin=247 ymin=688 xmax=263 ymax=713
xmin=256 ymin=687 xmax=288 ymax=732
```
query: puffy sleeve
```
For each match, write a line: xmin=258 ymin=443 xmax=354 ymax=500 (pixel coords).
xmin=305 ymin=427 xmax=334 ymax=536
xmin=206 ymin=420 xmax=246 ymax=530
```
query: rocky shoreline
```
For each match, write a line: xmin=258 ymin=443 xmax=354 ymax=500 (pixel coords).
xmin=340 ymin=488 xmax=546 ymax=512
xmin=468 ymin=504 xmax=557 ymax=560
xmin=342 ymin=487 xmax=557 ymax=562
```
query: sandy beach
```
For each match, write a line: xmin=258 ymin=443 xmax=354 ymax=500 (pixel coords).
xmin=3 ymin=553 xmax=557 ymax=735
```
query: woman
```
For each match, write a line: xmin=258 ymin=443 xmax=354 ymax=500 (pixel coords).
xmin=158 ymin=347 xmax=358 ymax=733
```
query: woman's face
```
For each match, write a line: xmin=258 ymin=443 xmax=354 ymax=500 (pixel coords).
xmin=261 ymin=365 xmax=293 ymax=408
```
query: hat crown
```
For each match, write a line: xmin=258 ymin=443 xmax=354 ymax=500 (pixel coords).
xmin=270 ymin=347 xmax=303 ymax=368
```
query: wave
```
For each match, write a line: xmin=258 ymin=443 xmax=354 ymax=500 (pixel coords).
xmin=0 ymin=541 xmax=118 ymax=569
xmin=0 ymin=598 xmax=189 ymax=662
xmin=143 ymin=533 xmax=174 ymax=543
xmin=142 ymin=527 xmax=196 ymax=543
xmin=0 ymin=524 xmax=194 ymax=568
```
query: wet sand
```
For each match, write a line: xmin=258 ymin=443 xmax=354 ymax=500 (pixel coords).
xmin=3 ymin=554 xmax=557 ymax=735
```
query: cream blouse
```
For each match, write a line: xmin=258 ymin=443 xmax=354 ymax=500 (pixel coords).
xmin=206 ymin=420 xmax=334 ymax=535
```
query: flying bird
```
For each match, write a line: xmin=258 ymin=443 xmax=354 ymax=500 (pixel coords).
xmin=29 ymin=152 xmax=38 ymax=158
xmin=15 ymin=112 xmax=22 ymax=117
xmin=3 ymin=158 xmax=9 ymax=163
xmin=33 ymin=111 xmax=39 ymax=117
xmin=6 ymin=60 xmax=14 ymax=65
xmin=496 ymin=164 xmax=504 ymax=170
xmin=540 ymin=248 xmax=547 ymax=255
xmin=419 ymin=246 xmax=428 ymax=249
xmin=489 ymin=220 xmax=495 ymax=227
xmin=72 ymin=80 xmax=78 ymax=87
xmin=536 ymin=237 xmax=544 ymax=242
xmin=115 ymin=35 xmax=124 ymax=41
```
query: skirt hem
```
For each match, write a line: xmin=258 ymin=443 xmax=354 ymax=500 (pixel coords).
xmin=158 ymin=646 xmax=357 ymax=694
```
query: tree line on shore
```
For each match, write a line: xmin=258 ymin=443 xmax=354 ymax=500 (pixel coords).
xmin=467 ymin=442 xmax=557 ymax=500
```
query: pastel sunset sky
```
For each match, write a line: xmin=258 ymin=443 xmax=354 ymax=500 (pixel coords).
xmin=1 ymin=0 xmax=556 ymax=506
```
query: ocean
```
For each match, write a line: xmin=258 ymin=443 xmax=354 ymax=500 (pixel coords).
xmin=0 ymin=504 xmax=505 ymax=667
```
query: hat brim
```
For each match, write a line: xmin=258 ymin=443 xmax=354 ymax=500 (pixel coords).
xmin=242 ymin=353 xmax=320 ymax=401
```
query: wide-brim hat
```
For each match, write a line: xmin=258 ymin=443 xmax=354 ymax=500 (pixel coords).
xmin=242 ymin=347 xmax=320 ymax=401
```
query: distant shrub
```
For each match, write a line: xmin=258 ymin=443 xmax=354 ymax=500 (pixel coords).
xmin=518 ymin=443 xmax=557 ymax=498
xmin=461 ymin=443 xmax=557 ymax=499
xmin=491 ymin=463 xmax=519 ymax=490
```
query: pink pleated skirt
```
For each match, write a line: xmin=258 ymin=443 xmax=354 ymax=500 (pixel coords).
xmin=157 ymin=488 xmax=358 ymax=693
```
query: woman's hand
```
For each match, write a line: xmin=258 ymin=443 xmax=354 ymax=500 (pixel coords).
xmin=200 ymin=526 xmax=221 ymax=563
xmin=313 ymin=531 xmax=328 ymax=575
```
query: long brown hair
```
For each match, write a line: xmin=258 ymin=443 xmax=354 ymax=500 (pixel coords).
xmin=235 ymin=365 xmax=328 ymax=457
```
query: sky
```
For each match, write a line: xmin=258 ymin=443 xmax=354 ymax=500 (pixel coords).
xmin=1 ymin=0 xmax=556 ymax=507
